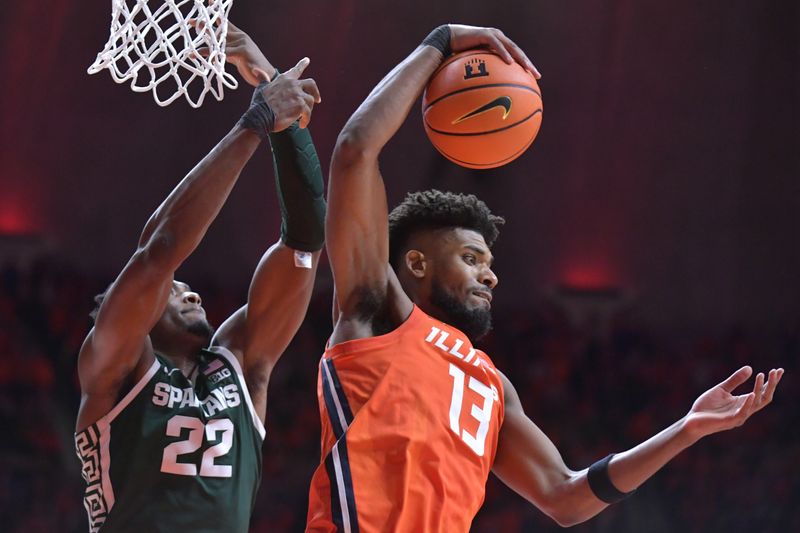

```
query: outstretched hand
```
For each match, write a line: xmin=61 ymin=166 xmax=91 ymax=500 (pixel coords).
xmin=684 ymin=366 xmax=784 ymax=441
xmin=223 ymin=22 xmax=276 ymax=86
xmin=193 ymin=20 xmax=276 ymax=86
xmin=448 ymin=25 xmax=541 ymax=79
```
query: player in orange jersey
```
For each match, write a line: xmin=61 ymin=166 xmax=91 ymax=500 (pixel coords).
xmin=306 ymin=24 xmax=784 ymax=532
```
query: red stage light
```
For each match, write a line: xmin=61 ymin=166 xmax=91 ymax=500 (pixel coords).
xmin=561 ymin=263 xmax=618 ymax=291
xmin=0 ymin=198 xmax=40 ymax=236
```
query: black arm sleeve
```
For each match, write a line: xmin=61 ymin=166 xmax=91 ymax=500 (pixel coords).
xmin=268 ymin=122 xmax=326 ymax=252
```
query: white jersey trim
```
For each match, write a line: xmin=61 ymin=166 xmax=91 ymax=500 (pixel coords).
xmin=74 ymin=359 xmax=159 ymax=531
xmin=96 ymin=418 xmax=115 ymax=518
xmin=103 ymin=358 xmax=161 ymax=425
xmin=322 ymin=358 xmax=350 ymax=433
xmin=210 ymin=345 xmax=267 ymax=440
xmin=331 ymin=441 xmax=353 ymax=533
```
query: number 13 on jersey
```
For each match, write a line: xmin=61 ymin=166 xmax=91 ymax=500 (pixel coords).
xmin=448 ymin=363 xmax=497 ymax=457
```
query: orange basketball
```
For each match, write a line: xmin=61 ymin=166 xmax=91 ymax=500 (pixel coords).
xmin=422 ymin=50 xmax=542 ymax=169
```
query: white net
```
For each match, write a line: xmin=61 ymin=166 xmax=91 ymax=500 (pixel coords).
xmin=88 ymin=0 xmax=237 ymax=108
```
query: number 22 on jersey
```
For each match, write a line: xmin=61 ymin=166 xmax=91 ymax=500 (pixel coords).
xmin=160 ymin=415 xmax=234 ymax=477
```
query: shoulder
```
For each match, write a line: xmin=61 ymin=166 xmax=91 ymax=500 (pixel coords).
xmin=78 ymin=330 xmax=155 ymax=393
xmin=210 ymin=306 xmax=247 ymax=358
xmin=496 ymin=369 xmax=523 ymax=412
xmin=75 ymin=339 xmax=158 ymax=432
xmin=332 ymin=265 xmax=414 ymax=342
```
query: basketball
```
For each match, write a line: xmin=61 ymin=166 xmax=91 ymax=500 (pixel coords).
xmin=422 ymin=50 xmax=542 ymax=169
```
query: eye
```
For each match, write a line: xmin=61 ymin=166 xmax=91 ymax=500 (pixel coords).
xmin=462 ymin=253 xmax=477 ymax=265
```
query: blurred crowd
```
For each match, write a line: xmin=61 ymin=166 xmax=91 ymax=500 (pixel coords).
xmin=0 ymin=257 xmax=796 ymax=532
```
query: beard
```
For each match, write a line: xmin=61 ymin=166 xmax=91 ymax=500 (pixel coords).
xmin=186 ymin=319 xmax=215 ymax=345
xmin=430 ymin=282 xmax=493 ymax=341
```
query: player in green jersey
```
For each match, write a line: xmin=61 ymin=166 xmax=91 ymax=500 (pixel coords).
xmin=74 ymin=23 xmax=324 ymax=532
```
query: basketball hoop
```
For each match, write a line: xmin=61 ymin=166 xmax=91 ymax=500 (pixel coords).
xmin=88 ymin=0 xmax=238 ymax=108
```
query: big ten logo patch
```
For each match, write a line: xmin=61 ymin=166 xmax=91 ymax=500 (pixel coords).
xmin=208 ymin=367 xmax=232 ymax=384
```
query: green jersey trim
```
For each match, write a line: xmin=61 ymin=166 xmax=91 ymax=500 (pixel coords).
xmin=208 ymin=345 xmax=266 ymax=440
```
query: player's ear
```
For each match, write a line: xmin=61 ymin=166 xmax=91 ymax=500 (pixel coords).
xmin=405 ymin=249 xmax=427 ymax=279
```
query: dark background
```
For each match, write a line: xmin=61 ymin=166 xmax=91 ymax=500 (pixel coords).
xmin=1 ymin=1 xmax=798 ymax=531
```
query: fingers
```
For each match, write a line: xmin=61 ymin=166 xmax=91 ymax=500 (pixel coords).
xmin=222 ymin=44 xmax=244 ymax=61
xmin=718 ymin=365 xmax=753 ymax=393
xmin=752 ymin=371 xmax=765 ymax=399
xmin=282 ymin=92 xmax=314 ymax=130
xmin=755 ymin=368 xmax=784 ymax=411
xmin=764 ymin=368 xmax=784 ymax=402
xmin=188 ymin=18 xmax=216 ymax=34
xmin=298 ymin=89 xmax=320 ymax=128
xmin=284 ymin=57 xmax=311 ymax=80
xmin=264 ymin=57 xmax=320 ymax=129
xmin=731 ymin=366 xmax=784 ymax=420
xmin=252 ymin=67 xmax=272 ymax=83
xmin=449 ymin=25 xmax=540 ymax=78
xmin=486 ymin=34 xmax=514 ymax=64
xmin=268 ymin=87 xmax=317 ymax=131
xmin=226 ymin=35 xmax=246 ymax=49
xmin=300 ymin=78 xmax=322 ymax=103
xmin=476 ymin=27 xmax=541 ymax=78
xmin=192 ymin=18 xmax=242 ymax=35
xmin=190 ymin=19 xmax=246 ymax=48
xmin=298 ymin=104 xmax=313 ymax=129
xmin=733 ymin=392 xmax=756 ymax=425
xmin=194 ymin=27 xmax=241 ymax=58
xmin=497 ymin=33 xmax=541 ymax=79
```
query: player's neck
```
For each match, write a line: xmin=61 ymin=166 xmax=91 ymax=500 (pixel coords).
xmin=153 ymin=339 xmax=205 ymax=378
xmin=421 ymin=303 xmax=449 ymax=325
xmin=162 ymin=350 xmax=203 ymax=379
xmin=411 ymin=297 xmax=447 ymax=326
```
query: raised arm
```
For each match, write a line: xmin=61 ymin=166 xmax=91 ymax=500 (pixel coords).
xmin=326 ymin=33 xmax=442 ymax=324
xmin=207 ymin=25 xmax=325 ymax=421
xmin=76 ymin=32 xmax=317 ymax=430
xmin=76 ymin=127 xmax=260 ymax=428
xmin=327 ymin=25 xmax=538 ymax=337
xmin=492 ymin=366 xmax=783 ymax=527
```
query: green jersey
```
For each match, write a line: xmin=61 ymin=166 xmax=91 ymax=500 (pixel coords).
xmin=75 ymin=346 xmax=265 ymax=532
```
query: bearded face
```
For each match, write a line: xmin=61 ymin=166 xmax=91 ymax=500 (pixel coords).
xmin=430 ymin=278 xmax=493 ymax=341
xmin=401 ymin=227 xmax=496 ymax=342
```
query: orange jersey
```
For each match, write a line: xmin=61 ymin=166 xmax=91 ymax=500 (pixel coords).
xmin=306 ymin=305 xmax=505 ymax=533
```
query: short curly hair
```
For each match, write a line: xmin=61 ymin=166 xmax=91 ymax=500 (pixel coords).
xmin=388 ymin=189 xmax=505 ymax=268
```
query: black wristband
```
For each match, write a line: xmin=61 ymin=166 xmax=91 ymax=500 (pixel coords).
xmin=422 ymin=25 xmax=452 ymax=57
xmin=587 ymin=454 xmax=635 ymax=504
xmin=238 ymin=80 xmax=275 ymax=140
